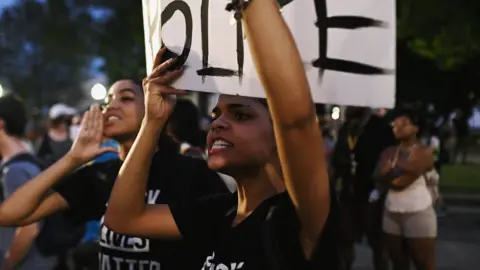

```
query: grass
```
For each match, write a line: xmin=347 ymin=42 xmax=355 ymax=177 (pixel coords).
xmin=440 ymin=165 xmax=480 ymax=194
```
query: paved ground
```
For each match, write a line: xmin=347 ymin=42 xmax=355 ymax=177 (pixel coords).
xmin=352 ymin=212 xmax=480 ymax=270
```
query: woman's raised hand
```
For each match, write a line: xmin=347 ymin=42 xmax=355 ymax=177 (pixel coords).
xmin=143 ymin=47 xmax=186 ymax=123
xmin=67 ymin=104 xmax=117 ymax=164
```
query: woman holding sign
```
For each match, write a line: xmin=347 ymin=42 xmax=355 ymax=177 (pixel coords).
xmin=105 ymin=0 xmax=339 ymax=269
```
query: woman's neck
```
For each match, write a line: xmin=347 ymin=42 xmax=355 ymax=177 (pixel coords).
xmin=118 ymin=140 xmax=134 ymax=161
xmin=400 ymin=137 xmax=418 ymax=148
xmin=234 ymin=162 xmax=283 ymax=219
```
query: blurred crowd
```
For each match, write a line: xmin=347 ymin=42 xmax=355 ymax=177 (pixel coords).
xmin=0 ymin=86 xmax=460 ymax=270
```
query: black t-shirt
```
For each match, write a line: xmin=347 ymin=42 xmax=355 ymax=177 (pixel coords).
xmin=171 ymin=190 xmax=341 ymax=270
xmin=54 ymin=151 xmax=229 ymax=270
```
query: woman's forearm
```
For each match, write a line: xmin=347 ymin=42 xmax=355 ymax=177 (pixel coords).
xmin=0 ymin=154 xmax=79 ymax=226
xmin=243 ymin=0 xmax=316 ymax=126
xmin=242 ymin=0 xmax=329 ymax=254
xmin=104 ymin=120 xmax=164 ymax=232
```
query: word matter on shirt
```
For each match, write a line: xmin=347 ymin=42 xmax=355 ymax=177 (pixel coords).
xmin=98 ymin=254 xmax=161 ymax=270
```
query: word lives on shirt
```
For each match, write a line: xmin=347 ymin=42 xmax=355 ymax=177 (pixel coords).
xmin=99 ymin=189 xmax=161 ymax=270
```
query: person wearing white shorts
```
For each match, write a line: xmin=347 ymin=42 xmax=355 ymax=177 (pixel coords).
xmin=374 ymin=107 xmax=436 ymax=270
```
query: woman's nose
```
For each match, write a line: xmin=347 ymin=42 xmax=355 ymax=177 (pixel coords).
xmin=210 ymin=115 xmax=230 ymax=132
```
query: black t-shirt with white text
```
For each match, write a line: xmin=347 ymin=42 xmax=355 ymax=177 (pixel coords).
xmin=171 ymin=191 xmax=341 ymax=270
xmin=54 ymin=151 xmax=229 ymax=270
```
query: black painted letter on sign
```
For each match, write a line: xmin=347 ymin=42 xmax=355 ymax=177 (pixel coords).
xmin=197 ymin=0 xmax=242 ymax=82
xmin=312 ymin=0 xmax=393 ymax=79
xmin=161 ymin=0 xmax=193 ymax=70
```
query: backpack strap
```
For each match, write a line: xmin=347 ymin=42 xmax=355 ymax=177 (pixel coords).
xmin=0 ymin=153 xmax=45 ymax=201
xmin=3 ymin=153 xmax=46 ymax=170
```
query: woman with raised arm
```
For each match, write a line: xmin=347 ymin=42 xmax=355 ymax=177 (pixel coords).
xmin=0 ymin=79 xmax=227 ymax=270
xmin=105 ymin=0 xmax=339 ymax=269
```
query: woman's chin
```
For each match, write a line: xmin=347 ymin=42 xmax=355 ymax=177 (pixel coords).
xmin=207 ymin=156 xmax=227 ymax=171
xmin=104 ymin=127 xmax=126 ymax=141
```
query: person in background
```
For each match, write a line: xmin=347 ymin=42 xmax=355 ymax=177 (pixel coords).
xmin=374 ymin=107 xmax=436 ymax=270
xmin=36 ymin=103 xmax=79 ymax=270
xmin=333 ymin=107 xmax=395 ymax=270
xmin=321 ymin=119 xmax=335 ymax=159
xmin=452 ymin=110 xmax=470 ymax=164
xmin=166 ymin=99 xmax=206 ymax=159
xmin=421 ymin=124 xmax=447 ymax=217
xmin=71 ymin=220 xmax=100 ymax=270
xmin=36 ymin=103 xmax=76 ymax=167
xmin=331 ymin=107 xmax=370 ymax=269
xmin=355 ymin=108 xmax=395 ymax=270
xmin=24 ymin=121 xmax=45 ymax=154
xmin=69 ymin=113 xmax=83 ymax=141
xmin=0 ymin=94 xmax=57 ymax=270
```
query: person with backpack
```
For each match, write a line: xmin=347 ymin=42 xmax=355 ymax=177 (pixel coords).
xmin=0 ymin=79 xmax=228 ymax=270
xmin=0 ymin=94 xmax=57 ymax=270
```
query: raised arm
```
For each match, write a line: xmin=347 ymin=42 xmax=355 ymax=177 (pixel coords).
xmin=104 ymin=50 xmax=185 ymax=239
xmin=242 ymin=0 xmax=329 ymax=256
xmin=0 ymin=105 xmax=113 ymax=226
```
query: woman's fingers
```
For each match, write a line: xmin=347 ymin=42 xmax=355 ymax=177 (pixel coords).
xmin=149 ymin=57 xmax=178 ymax=79
xmin=91 ymin=104 xmax=103 ymax=140
xmin=148 ymin=68 xmax=184 ymax=86
xmin=80 ymin=110 xmax=90 ymax=130
xmin=91 ymin=105 xmax=99 ymax=137
xmin=81 ymin=104 xmax=101 ymax=140
xmin=152 ymin=47 xmax=168 ymax=71
xmin=144 ymin=78 xmax=187 ymax=95
xmin=82 ymin=109 xmax=92 ymax=134
xmin=161 ymin=86 xmax=187 ymax=96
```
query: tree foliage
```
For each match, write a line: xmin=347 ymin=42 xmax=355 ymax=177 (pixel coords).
xmin=0 ymin=0 xmax=98 ymax=106
xmin=397 ymin=0 xmax=480 ymax=120
xmin=72 ymin=0 xmax=146 ymax=81
xmin=398 ymin=0 xmax=480 ymax=70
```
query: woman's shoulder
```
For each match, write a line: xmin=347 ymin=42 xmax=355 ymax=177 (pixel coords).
xmin=413 ymin=144 xmax=435 ymax=157
xmin=77 ymin=158 xmax=122 ymax=176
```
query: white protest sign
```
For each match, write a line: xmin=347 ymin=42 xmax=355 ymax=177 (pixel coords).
xmin=142 ymin=0 xmax=396 ymax=108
